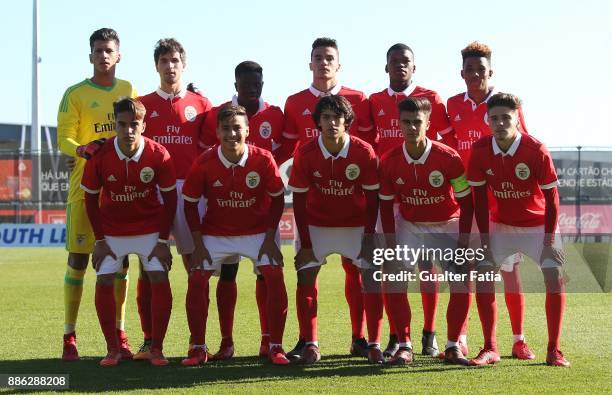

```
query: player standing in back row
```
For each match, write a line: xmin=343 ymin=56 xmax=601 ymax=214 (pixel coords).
xmin=181 ymin=105 xmax=289 ymax=366
xmin=283 ymin=37 xmax=374 ymax=358
xmin=369 ymin=43 xmax=454 ymax=358
xmin=467 ymin=93 xmax=569 ymax=368
xmin=288 ymin=95 xmax=382 ymax=364
xmin=135 ymin=38 xmax=212 ymax=360
xmin=201 ymin=61 xmax=289 ymax=360
xmin=81 ymin=98 xmax=177 ymax=366
xmin=446 ymin=42 xmax=533 ymax=360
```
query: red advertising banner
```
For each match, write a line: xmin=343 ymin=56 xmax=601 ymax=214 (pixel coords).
xmin=558 ymin=205 xmax=612 ymax=234
xmin=280 ymin=208 xmax=294 ymax=240
xmin=0 ymin=159 xmax=32 ymax=200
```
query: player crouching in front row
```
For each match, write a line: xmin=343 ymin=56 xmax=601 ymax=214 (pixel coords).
xmin=181 ymin=105 xmax=290 ymax=366
xmin=468 ymin=93 xmax=569 ymax=367
xmin=378 ymin=97 xmax=474 ymax=365
xmin=81 ymin=98 xmax=177 ymax=367
xmin=288 ymin=95 xmax=382 ymax=364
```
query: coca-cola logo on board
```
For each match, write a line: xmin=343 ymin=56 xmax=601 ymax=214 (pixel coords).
xmin=558 ymin=213 xmax=602 ymax=230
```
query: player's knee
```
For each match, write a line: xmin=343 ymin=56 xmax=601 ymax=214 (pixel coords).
xmin=146 ymin=270 xmax=169 ymax=283
xmin=96 ymin=274 xmax=115 ymax=286
xmin=297 ymin=267 xmax=318 ymax=286
xmin=219 ymin=262 xmax=239 ymax=282
xmin=68 ymin=253 xmax=89 ymax=270
xmin=542 ymin=267 xmax=564 ymax=293
xmin=418 ymin=260 xmax=434 ymax=272
xmin=259 ymin=265 xmax=283 ymax=281
xmin=360 ymin=268 xmax=381 ymax=291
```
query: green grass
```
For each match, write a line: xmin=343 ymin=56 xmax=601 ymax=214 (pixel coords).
xmin=0 ymin=246 xmax=611 ymax=394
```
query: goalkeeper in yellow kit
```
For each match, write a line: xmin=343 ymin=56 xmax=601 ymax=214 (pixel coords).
xmin=57 ymin=28 xmax=136 ymax=361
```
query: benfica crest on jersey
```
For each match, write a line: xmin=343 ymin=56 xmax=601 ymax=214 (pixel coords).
xmin=345 ymin=164 xmax=360 ymax=180
xmin=259 ymin=122 xmax=272 ymax=139
xmin=429 ymin=170 xmax=444 ymax=187
xmin=246 ymin=171 xmax=260 ymax=188
xmin=140 ymin=167 xmax=154 ymax=183
xmin=515 ymin=163 xmax=530 ymax=180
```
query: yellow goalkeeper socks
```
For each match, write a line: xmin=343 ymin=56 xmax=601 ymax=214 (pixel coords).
xmin=114 ymin=266 xmax=129 ymax=331
xmin=64 ymin=266 xmax=86 ymax=334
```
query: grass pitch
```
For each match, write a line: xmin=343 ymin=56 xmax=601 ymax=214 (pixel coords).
xmin=0 ymin=246 xmax=611 ymax=394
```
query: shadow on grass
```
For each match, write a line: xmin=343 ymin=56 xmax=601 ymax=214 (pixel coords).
xmin=0 ymin=354 xmax=474 ymax=392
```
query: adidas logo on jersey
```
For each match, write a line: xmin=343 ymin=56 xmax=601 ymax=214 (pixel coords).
xmin=150 ymin=111 xmax=159 ymax=118
xmin=486 ymin=169 xmax=494 ymax=176
xmin=302 ymin=109 xmax=311 ymax=116
xmin=213 ymin=180 xmax=223 ymax=187
xmin=453 ymin=114 xmax=461 ymax=122
xmin=378 ymin=109 xmax=385 ymax=116
xmin=90 ymin=101 xmax=100 ymax=108
xmin=313 ymin=171 xmax=322 ymax=178
xmin=396 ymin=177 xmax=405 ymax=185
xmin=107 ymin=175 xmax=117 ymax=182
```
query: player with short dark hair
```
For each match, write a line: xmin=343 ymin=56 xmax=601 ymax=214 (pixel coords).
xmin=199 ymin=60 xmax=288 ymax=361
xmin=379 ymin=97 xmax=473 ymax=365
xmin=57 ymin=27 xmax=137 ymax=361
xmin=467 ymin=93 xmax=569 ymax=368
xmin=81 ymin=98 xmax=177 ymax=366
xmin=369 ymin=43 xmax=453 ymax=358
xmin=288 ymin=95 xmax=381 ymax=364
xmin=134 ymin=38 xmax=212 ymax=360
xmin=181 ymin=105 xmax=289 ymax=366
xmin=445 ymin=42 xmax=534 ymax=361
xmin=284 ymin=37 xmax=375 ymax=359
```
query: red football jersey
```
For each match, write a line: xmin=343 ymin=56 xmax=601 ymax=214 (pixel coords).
xmin=139 ymin=88 xmax=212 ymax=179
xmin=379 ymin=139 xmax=470 ymax=222
xmin=467 ymin=133 xmax=558 ymax=227
xmin=447 ymin=90 xmax=529 ymax=165
xmin=202 ymin=96 xmax=284 ymax=153
xmin=81 ymin=137 xmax=176 ymax=236
xmin=283 ymin=85 xmax=373 ymax=146
xmin=369 ymin=85 xmax=453 ymax=156
xmin=182 ymin=145 xmax=284 ymax=236
xmin=288 ymin=135 xmax=379 ymax=227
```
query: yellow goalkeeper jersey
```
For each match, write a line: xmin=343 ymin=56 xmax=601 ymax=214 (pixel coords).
xmin=57 ymin=78 xmax=137 ymax=203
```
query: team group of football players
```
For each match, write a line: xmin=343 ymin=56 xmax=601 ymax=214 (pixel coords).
xmin=57 ymin=28 xmax=569 ymax=368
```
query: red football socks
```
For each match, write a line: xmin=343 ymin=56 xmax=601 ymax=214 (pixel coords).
xmin=475 ymin=281 xmax=497 ymax=351
xmin=255 ymin=277 xmax=269 ymax=337
xmin=186 ymin=270 xmax=213 ymax=345
xmin=150 ymin=281 xmax=172 ymax=351
xmin=502 ymin=268 xmax=525 ymax=336
xmin=296 ymin=282 xmax=318 ymax=343
xmin=363 ymin=292 xmax=383 ymax=344
xmin=383 ymin=292 xmax=411 ymax=344
xmin=136 ymin=276 xmax=152 ymax=340
xmin=259 ymin=266 xmax=288 ymax=345
xmin=419 ymin=263 xmax=439 ymax=333
xmin=341 ymin=257 xmax=365 ymax=339
xmin=216 ymin=280 xmax=237 ymax=341
xmin=95 ymin=283 xmax=119 ymax=352
xmin=447 ymin=291 xmax=470 ymax=342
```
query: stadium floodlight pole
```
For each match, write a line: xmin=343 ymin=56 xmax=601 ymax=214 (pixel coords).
xmin=575 ymin=145 xmax=582 ymax=242
xmin=31 ymin=0 xmax=43 ymax=224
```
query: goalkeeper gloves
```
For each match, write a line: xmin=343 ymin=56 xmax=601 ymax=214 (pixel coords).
xmin=76 ymin=138 xmax=106 ymax=159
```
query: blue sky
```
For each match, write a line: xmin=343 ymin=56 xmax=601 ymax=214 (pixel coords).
xmin=3 ymin=0 xmax=611 ymax=147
